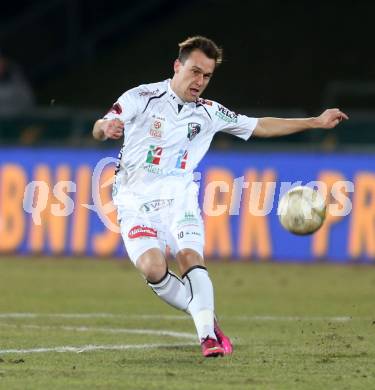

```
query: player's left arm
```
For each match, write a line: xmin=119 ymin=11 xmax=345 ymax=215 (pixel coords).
xmin=252 ymin=108 xmax=349 ymax=138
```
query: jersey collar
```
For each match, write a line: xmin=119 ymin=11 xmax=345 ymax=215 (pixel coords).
xmin=167 ymin=81 xmax=185 ymax=106
xmin=167 ymin=80 xmax=196 ymax=112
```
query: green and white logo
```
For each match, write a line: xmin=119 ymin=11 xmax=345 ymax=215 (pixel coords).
xmin=215 ymin=105 xmax=238 ymax=123
xmin=176 ymin=211 xmax=199 ymax=227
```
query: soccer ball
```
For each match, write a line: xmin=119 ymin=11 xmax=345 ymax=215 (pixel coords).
xmin=277 ymin=186 xmax=326 ymax=235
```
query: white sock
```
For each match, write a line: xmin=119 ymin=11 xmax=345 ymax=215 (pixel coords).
xmin=183 ymin=266 xmax=216 ymax=341
xmin=147 ymin=270 xmax=190 ymax=313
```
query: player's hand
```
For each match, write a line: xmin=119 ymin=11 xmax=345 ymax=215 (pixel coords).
xmin=102 ymin=119 xmax=124 ymax=139
xmin=315 ymin=108 xmax=349 ymax=129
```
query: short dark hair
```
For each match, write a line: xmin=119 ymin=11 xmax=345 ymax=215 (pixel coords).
xmin=178 ymin=36 xmax=223 ymax=66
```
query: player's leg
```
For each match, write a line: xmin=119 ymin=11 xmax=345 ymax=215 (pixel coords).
xmin=168 ymin=191 xmax=232 ymax=355
xmin=118 ymin=209 xmax=190 ymax=313
xmin=168 ymin=186 xmax=217 ymax=343
xmin=168 ymin=184 xmax=232 ymax=356
xmin=136 ymin=248 xmax=190 ymax=312
xmin=176 ymin=248 xmax=215 ymax=340
xmin=176 ymin=248 xmax=227 ymax=357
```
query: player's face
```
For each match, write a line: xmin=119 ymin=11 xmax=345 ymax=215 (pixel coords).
xmin=172 ymin=50 xmax=216 ymax=102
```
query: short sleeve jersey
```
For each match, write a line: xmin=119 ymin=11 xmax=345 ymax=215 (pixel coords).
xmin=103 ymin=79 xmax=258 ymax=204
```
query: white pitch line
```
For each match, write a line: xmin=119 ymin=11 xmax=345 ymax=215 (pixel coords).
xmin=0 ymin=313 xmax=361 ymax=321
xmin=0 ymin=323 xmax=196 ymax=340
xmin=234 ymin=315 xmax=354 ymax=322
xmin=0 ymin=313 xmax=187 ymax=320
xmin=0 ymin=342 xmax=197 ymax=355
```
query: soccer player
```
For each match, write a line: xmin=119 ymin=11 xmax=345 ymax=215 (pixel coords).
xmin=92 ymin=36 xmax=348 ymax=357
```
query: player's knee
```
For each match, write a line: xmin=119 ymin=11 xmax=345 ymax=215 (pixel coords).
xmin=176 ymin=248 xmax=205 ymax=274
xmin=136 ymin=249 xmax=167 ymax=283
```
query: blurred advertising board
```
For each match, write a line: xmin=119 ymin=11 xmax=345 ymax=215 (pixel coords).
xmin=0 ymin=148 xmax=374 ymax=262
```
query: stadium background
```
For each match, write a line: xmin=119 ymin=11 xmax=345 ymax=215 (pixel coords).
xmin=0 ymin=0 xmax=374 ymax=262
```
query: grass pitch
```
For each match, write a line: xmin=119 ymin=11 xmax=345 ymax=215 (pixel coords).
xmin=0 ymin=257 xmax=374 ymax=389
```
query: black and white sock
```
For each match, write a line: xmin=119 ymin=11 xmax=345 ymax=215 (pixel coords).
xmin=147 ymin=270 xmax=190 ymax=313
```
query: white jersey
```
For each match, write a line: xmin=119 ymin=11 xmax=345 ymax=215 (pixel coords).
xmin=103 ymin=79 xmax=258 ymax=204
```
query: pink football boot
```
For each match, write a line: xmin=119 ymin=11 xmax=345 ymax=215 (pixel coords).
xmin=200 ymin=336 xmax=225 ymax=358
xmin=214 ymin=319 xmax=233 ymax=355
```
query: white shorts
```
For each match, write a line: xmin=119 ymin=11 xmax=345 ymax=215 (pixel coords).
xmin=117 ymin=184 xmax=204 ymax=264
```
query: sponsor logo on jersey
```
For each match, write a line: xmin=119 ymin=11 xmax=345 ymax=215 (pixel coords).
xmin=142 ymin=167 xmax=185 ymax=177
xmin=150 ymin=128 xmax=162 ymax=138
xmin=146 ymin=145 xmax=163 ymax=164
xmin=187 ymin=122 xmax=201 ymax=141
xmin=140 ymin=199 xmax=174 ymax=213
xmin=139 ymin=89 xmax=160 ymax=97
xmin=215 ymin=105 xmax=238 ymax=123
xmin=142 ymin=163 xmax=163 ymax=175
xmin=128 ymin=225 xmax=157 ymax=239
xmin=149 ymin=120 xmax=164 ymax=138
xmin=108 ymin=102 xmax=122 ymax=115
xmin=175 ymin=149 xmax=188 ymax=169
xmin=149 ymin=115 xmax=165 ymax=138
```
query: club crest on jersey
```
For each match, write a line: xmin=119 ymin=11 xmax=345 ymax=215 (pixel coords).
xmin=187 ymin=122 xmax=201 ymax=141
xmin=128 ymin=225 xmax=157 ymax=239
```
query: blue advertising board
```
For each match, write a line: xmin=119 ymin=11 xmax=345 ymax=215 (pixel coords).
xmin=0 ymin=148 xmax=373 ymax=262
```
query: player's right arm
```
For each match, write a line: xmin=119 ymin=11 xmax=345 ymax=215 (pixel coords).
xmin=92 ymin=86 xmax=142 ymax=141
xmin=93 ymin=119 xmax=124 ymax=141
